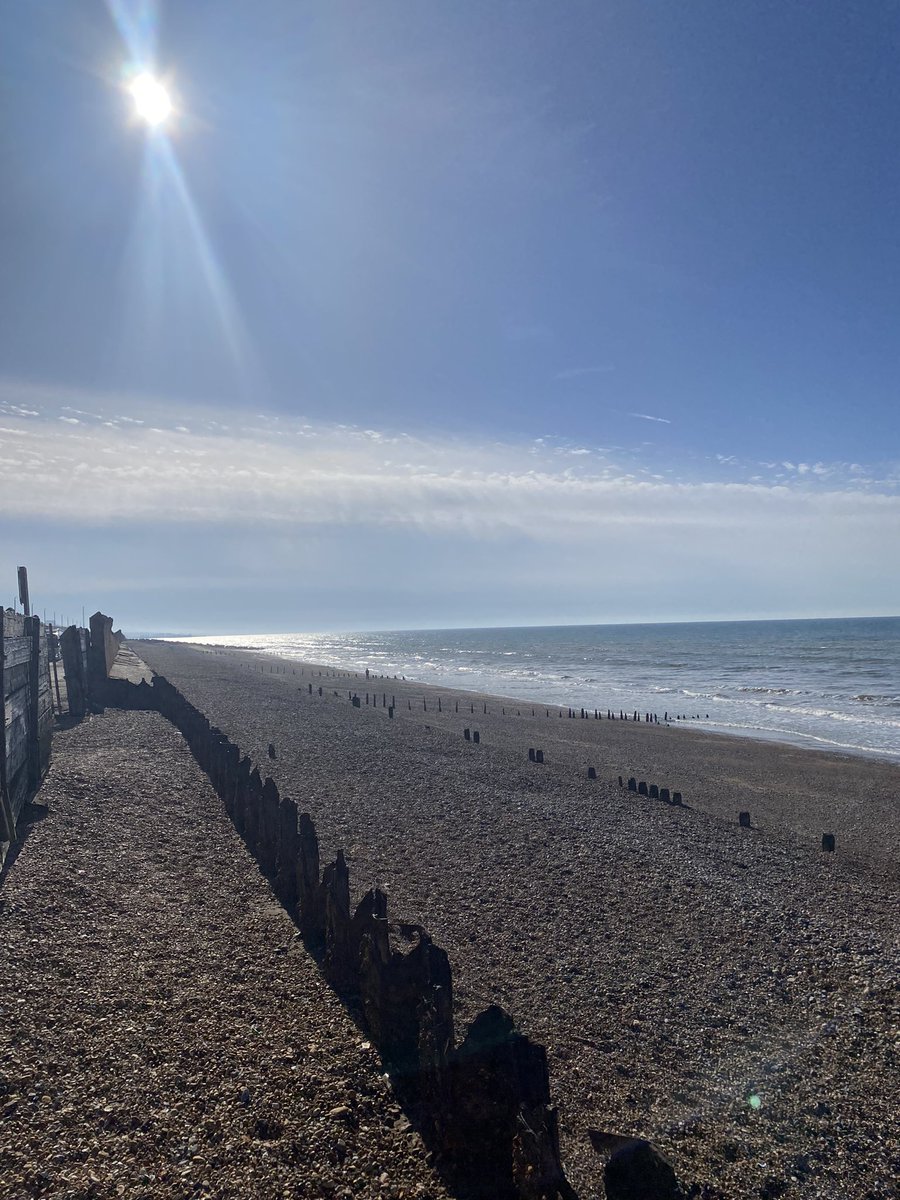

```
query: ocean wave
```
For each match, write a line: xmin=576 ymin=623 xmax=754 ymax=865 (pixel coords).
xmin=704 ymin=720 xmax=900 ymax=759
xmin=762 ymin=702 xmax=900 ymax=729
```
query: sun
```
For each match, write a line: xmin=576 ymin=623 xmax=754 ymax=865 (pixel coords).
xmin=129 ymin=73 xmax=172 ymax=126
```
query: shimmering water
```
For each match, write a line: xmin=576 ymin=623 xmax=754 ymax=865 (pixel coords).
xmin=171 ymin=617 xmax=900 ymax=761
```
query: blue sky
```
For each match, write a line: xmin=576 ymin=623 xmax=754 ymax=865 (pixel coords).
xmin=1 ymin=1 xmax=898 ymax=631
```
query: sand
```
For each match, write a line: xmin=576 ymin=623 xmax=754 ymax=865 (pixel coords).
xmin=126 ymin=640 xmax=899 ymax=1199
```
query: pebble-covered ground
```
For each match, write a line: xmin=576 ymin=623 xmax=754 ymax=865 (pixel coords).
xmin=0 ymin=709 xmax=452 ymax=1200
xmin=133 ymin=641 xmax=900 ymax=1200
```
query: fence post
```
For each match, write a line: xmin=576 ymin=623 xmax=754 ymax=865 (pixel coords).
xmin=0 ymin=609 xmax=14 ymax=845
xmin=26 ymin=617 xmax=41 ymax=791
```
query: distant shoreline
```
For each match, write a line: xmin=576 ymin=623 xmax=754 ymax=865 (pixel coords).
xmin=154 ymin=634 xmax=900 ymax=767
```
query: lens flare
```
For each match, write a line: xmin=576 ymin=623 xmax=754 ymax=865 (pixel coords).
xmin=130 ymin=73 xmax=172 ymax=126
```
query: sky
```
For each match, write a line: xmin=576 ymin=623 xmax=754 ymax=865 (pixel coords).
xmin=1 ymin=0 xmax=898 ymax=632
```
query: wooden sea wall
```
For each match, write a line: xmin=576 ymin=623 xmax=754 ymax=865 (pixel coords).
xmin=1 ymin=609 xmax=118 ymax=864
xmin=1 ymin=611 xmax=54 ymax=852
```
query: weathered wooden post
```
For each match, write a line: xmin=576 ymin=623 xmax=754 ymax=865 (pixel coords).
xmin=648 ymin=784 xmax=658 ymax=799
xmin=822 ymin=832 xmax=835 ymax=852
xmin=297 ymin=813 xmax=323 ymax=943
xmin=26 ymin=617 xmax=42 ymax=790
xmin=627 ymin=777 xmax=637 ymax=792
xmin=0 ymin=608 xmax=13 ymax=846
xmin=275 ymin=797 xmax=299 ymax=908
xmin=323 ymin=850 xmax=354 ymax=991
xmin=739 ymin=811 xmax=751 ymax=828
xmin=587 ymin=767 xmax=596 ymax=780
xmin=535 ymin=749 xmax=544 ymax=763
xmin=473 ymin=731 xmax=480 ymax=744
xmin=60 ymin=625 xmax=88 ymax=721
xmin=638 ymin=781 xmax=648 ymax=796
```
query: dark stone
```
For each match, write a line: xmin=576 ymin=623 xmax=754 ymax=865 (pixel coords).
xmin=604 ymin=1139 xmax=682 ymax=1200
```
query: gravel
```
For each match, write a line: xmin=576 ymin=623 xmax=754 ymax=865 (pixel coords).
xmin=0 ymin=708 xmax=452 ymax=1200
xmin=130 ymin=641 xmax=900 ymax=1200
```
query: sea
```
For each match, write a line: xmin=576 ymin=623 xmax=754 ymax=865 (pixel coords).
xmin=173 ymin=617 xmax=900 ymax=762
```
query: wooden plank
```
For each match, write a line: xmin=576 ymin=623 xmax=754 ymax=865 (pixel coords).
xmin=3 ymin=637 xmax=32 ymax=670
xmin=6 ymin=731 xmax=29 ymax=780
xmin=4 ymin=661 xmax=29 ymax=697
xmin=0 ymin=608 xmax=13 ymax=844
xmin=5 ymin=686 xmax=29 ymax=727
xmin=3 ymin=611 xmax=26 ymax=638
xmin=7 ymin=761 xmax=30 ymax=824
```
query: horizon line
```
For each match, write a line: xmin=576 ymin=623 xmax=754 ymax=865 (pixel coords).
xmin=131 ymin=612 xmax=900 ymax=640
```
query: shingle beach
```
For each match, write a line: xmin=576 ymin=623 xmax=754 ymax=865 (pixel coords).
xmin=122 ymin=639 xmax=899 ymax=1199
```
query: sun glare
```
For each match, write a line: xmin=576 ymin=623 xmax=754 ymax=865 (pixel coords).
xmin=129 ymin=73 xmax=172 ymax=126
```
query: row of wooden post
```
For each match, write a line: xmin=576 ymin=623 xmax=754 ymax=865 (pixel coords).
xmin=121 ymin=672 xmax=576 ymax=1200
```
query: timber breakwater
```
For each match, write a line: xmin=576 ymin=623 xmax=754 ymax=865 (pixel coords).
xmin=113 ymin=668 xmax=583 ymax=1200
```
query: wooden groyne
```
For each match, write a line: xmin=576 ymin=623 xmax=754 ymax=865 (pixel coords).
xmin=103 ymin=666 xmax=580 ymax=1200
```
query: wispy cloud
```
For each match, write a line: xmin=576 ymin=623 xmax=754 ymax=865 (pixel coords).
xmin=629 ymin=412 xmax=671 ymax=424
xmin=3 ymin=379 xmax=898 ymax=625
xmin=0 ymin=380 xmax=897 ymax=539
